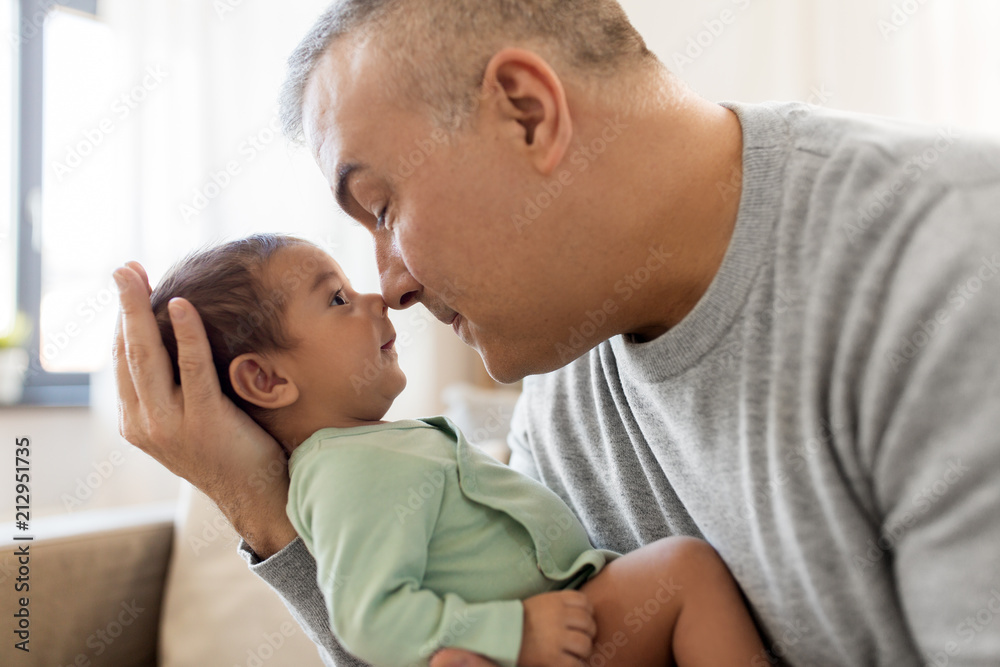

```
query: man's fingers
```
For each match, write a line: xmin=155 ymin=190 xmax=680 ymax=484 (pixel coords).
xmin=168 ymin=297 xmax=224 ymax=411
xmin=112 ymin=308 xmax=139 ymax=433
xmin=116 ymin=266 xmax=176 ymax=429
xmin=124 ymin=260 xmax=152 ymax=296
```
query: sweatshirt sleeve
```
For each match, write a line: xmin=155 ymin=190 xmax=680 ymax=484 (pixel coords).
xmin=288 ymin=444 xmax=524 ymax=667
xmin=237 ymin=537 xmax=370 ymax=666
xmin=860 ymin=183 xmax=1000 ymax=664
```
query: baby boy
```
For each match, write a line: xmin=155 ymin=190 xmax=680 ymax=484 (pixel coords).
xmin=149 ymin=233 xmax=765 ymax=667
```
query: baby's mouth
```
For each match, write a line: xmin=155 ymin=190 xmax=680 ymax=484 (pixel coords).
xmin=381 ymin=336 xmax=396 ymax=351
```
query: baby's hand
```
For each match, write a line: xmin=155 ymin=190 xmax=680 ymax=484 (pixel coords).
xmin=518 ymin=590 xmax=596 ymax=667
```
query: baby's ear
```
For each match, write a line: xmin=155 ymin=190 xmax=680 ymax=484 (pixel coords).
xmin=230 ymin=353 xmax=298 ymax=409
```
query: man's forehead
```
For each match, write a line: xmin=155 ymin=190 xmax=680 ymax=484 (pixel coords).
xmin=302 ymin=38 xmax=390 ymax=165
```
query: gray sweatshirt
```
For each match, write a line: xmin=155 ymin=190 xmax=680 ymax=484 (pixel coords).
xmin=241 ymin=101 xmax=1000 ymax=666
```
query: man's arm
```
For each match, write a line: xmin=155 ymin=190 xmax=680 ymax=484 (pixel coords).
xmin=238 ymin=537 xmax=369 ymax=666
xmin=860 ymin=187 xmax=1000 ymax=663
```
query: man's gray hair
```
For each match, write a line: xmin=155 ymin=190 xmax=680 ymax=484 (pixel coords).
xmin=279 ymin=0 xmax=659 ymax=143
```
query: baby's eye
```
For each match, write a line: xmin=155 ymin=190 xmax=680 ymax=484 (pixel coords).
xmin=330 ymin=290 xmax=348 ymax=306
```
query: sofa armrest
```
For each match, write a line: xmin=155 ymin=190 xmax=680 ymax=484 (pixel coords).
xmin=0 ymin=503 xmax=175 ymax=667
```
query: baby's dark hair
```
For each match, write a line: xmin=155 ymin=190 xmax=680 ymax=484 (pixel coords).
xmin=150 ymin=233 xmax=312 ymax=433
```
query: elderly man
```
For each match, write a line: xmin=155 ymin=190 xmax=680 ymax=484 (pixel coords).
xmin=114 ymin=0 xmax=1000 ymax=665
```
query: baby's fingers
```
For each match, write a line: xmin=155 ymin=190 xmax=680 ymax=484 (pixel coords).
xmin=564 ymin=603 xmax=598 ymax=639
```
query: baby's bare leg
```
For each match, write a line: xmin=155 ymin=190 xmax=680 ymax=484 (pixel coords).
xmin=578 ymin=536 xmax=766 ymax=667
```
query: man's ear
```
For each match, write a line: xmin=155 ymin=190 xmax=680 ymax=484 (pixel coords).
xmin=229 ymin=353 xmax=299 ymax=410
xmin=481 ymin=48 xmax=573 ymax=175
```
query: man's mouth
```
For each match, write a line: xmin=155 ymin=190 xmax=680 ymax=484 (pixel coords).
xmin=381 ymin=336 xmax=395 ymax=350
xmin=451 ymin=314 xmax=462 ymax=337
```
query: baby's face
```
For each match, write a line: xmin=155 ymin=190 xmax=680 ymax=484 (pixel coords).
xmin=266 ymin=243 xmax=406 ymax=423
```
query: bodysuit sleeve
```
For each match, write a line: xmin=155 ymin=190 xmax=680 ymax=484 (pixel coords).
xmin=287 ymin=444 xmax=525 ymax=667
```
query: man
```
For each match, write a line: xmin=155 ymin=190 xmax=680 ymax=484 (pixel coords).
xmin=114 ymin=0 xmax=1000 ymax=665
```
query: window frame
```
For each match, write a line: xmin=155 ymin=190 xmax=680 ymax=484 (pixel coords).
xmin=14 ymin=0 xmax=98 ymax=406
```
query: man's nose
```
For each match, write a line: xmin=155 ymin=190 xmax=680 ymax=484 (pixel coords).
xmin=375 ymin=236 xmax=421 ymax=309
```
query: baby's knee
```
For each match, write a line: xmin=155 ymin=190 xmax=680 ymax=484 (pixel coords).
xmin=647 ymin=535 xmax=732 ymax=586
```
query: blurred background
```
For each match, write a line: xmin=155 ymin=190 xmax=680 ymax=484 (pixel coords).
xmin=0 ymin=1 xmax=999 ymax=663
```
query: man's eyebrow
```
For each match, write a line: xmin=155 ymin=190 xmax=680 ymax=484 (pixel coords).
xmin=334 ymin=162 xmax=364 ymax=216
xmin=310 ymin=270 xmax=339 ymax=294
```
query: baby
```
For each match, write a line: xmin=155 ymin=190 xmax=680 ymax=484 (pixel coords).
xmin=149 ymin=234 xmax=767 ymax=667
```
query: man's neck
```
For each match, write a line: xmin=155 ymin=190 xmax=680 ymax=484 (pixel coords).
xmin=591 ymin=90 xmax=745 ymax=343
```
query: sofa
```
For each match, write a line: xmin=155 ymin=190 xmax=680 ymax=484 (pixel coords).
xmin=0 ymin=489 xmax=330 ymax=667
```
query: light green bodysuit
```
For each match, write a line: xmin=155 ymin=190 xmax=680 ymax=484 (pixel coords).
xmin=286 ymin=415 xmax=619 ymax=667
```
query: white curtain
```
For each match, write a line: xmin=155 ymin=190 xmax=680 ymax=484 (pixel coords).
xmin=621 ymin=0 xmax=1000 ymax=134
xmin=96 ymin=0 xmax=481 ymax=424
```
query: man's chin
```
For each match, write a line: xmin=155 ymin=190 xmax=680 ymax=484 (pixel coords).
xmin=477 ymin=345 xmax=553 ymax=385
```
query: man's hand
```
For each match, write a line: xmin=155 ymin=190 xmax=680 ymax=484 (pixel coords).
xmin=518 ymin=590 xmax=597 ymax=667
xmin=113 ymin=261 xmax=297 ymax=557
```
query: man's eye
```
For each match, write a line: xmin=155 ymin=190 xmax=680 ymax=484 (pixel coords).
xmin=376 ymin=206 xmax=389 ymax=231
xmin=330 ymin=290 xmax=348 ymax=306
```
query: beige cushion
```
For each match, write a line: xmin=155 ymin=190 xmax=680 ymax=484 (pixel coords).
xmin=0 ymin=504 xmax=174 ymax=667
xmin=158 ymin=483 xmax=326 ymax=667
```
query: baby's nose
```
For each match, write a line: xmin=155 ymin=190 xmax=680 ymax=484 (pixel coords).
xmin=368 ymin=293 xmax=389 ymax=318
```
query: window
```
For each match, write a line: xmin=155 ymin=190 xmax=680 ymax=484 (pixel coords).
xmin=12 ymin=0 xmax=103 ymax=405
xmin=0 ymin=1 xmax=15 ymax=338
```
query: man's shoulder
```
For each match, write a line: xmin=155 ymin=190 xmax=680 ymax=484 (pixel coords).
xmin=753 ymin=101 xmax=1000 ymax=190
